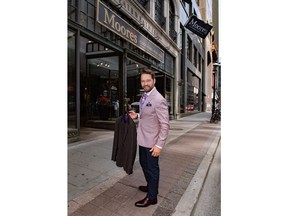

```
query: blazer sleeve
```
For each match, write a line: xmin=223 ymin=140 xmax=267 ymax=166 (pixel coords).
xmin=122 ymin=116 xmax=137 ymax=174
xmin=155 ymin=97 xmax=170 ymax=148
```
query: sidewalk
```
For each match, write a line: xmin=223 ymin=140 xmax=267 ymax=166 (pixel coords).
xmin=68 ymin=112 xmax=221 ymax=216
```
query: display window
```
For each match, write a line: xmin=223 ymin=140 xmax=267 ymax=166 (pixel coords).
xmin=85 ymin=56 xmax=119 ymax=120
xmin=126 ymin=58 xmax=147 ymax=113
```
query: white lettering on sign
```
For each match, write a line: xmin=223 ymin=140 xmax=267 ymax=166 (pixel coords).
xmin=190 ymin=19 xmax=208 ymax=34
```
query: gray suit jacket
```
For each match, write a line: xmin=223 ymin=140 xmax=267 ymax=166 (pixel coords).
xmin=112 ymin=114 xmax=137 ymax=174
xmin=137 ymin=88 xmax=169 ymax=149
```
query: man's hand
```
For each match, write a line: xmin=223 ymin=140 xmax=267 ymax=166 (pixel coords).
xmin=150 ymin=146 xmax=161 ymax=157
xmin=129 ymin=110 xmax=138 ymax=120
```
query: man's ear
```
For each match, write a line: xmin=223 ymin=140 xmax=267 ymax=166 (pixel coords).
xmin=154 ymin=79 xmax=156 ymax=85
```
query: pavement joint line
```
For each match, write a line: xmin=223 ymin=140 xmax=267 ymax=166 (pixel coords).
xmin=171 ymin=132 xmax=221 ymax=216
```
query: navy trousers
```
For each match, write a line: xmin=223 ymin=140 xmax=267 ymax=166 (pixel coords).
xmin=139 ymin=146 xmax=159 ymax=200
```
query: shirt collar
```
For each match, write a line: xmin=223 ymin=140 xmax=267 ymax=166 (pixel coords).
xmin=145 ymin=87 xmax=155 ymax=96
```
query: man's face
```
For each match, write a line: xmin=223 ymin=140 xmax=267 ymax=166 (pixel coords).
xmin=141 ymin=73 xmax=155 ymax=93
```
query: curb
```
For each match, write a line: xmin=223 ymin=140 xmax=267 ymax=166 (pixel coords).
xmin=171 ymin=132 xmax=221 ymax=216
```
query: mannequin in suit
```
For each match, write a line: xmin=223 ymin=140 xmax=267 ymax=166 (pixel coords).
xmin=129 ymin=68 xmax=169 ymax=207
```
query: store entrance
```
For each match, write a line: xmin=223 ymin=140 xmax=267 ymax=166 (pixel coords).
xmin=81 ymin=55 xmax=120 ymax=123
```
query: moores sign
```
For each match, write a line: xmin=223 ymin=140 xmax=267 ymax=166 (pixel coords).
xmin=96 ymin=1 xmax=164 ymax=62
xmin=185 ymin=15 xmax=213 ymax=39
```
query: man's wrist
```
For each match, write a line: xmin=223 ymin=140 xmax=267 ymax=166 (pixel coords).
xmin=155 ymin=145 xmax=162 ymax=149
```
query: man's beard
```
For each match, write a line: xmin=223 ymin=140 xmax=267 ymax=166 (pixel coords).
xmin=143 ymin=85 xmax=153 ymax=92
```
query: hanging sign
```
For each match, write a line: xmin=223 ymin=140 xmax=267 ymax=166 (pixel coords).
xmin=185 ymin=15 xmax=213 ymax=39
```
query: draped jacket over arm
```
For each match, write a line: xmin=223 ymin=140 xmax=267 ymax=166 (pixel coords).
xmin=111 ymin=114 xmax=137 ymax=175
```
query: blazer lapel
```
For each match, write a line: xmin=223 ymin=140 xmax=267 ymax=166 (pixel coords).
xmin=140 ymin=89 xmax=156 ymax=114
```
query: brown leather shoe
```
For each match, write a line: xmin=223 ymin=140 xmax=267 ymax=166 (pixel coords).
xmin=138 ymin=186 xmax=148 ymax=192
xmin=135 ymin=197 xmax=157 ymax=207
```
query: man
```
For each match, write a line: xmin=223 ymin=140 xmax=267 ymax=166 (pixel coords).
xmin=129 ymin=68 xmax=170 ymax=207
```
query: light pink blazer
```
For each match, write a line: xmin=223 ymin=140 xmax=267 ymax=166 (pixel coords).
xmin=137 ymin=88 xmax=170 ymax=149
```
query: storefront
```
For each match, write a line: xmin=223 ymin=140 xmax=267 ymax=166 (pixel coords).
xmin=68 ymin=0 xmax=177 ymax=140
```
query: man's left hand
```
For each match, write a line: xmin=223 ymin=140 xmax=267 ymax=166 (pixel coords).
xmin=150 ymin=146 xmax=161 ymax=157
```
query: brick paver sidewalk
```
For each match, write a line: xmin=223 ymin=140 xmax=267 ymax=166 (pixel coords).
xmin=69 ymin=122 xmax=220 ymax=216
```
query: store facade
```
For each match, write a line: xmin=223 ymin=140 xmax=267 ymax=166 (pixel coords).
xmin=68 ymin=0 xmax=180 ymax=140
xmin=178 ymin=0 xmax=213 ymax=115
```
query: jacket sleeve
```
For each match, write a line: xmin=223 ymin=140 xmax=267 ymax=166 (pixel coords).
xmin=155 ymin=97 xmax=170 ymax=148
xmin=111 ymin=117 xmax=120 ymax=161
xmin=122 ymin=117 xmax=137 ymax=174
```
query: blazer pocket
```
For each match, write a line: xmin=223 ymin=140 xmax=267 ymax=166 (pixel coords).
xmin=146 ymin=102 xmax=152 ymax=107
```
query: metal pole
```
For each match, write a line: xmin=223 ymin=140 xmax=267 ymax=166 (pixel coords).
xmin=212 ymin=66 xmax=216 ymax=115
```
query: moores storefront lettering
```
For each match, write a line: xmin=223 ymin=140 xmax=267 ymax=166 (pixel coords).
xmin=103 ymin=7 xmax=138 ymax=43
xmin=97 ymin=1 xmax=164 ymax=62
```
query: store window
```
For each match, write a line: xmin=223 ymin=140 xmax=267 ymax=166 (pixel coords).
xmin=187 ymin=71 xmax=193 ymax=111
xmin=186 ymin=70 xmax=199 ymax=111
xmin=86 ymin=56 xmax=120 ymax=121
xmin=68 ymin=30 xmax=76 ymax=128
xmin=127 ymin=58 xmax=146 ymax=113
xmin=166 ymin=76 xmax=173 ymax=115
xmin=165 ymin=52 xmax=174 ymax=75
xmin=78 ymin=34 xmax=120 ymax=123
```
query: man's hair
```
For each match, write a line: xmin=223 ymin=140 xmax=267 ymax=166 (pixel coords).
xmin=141 ymin=68 xmax=155 ymax=80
